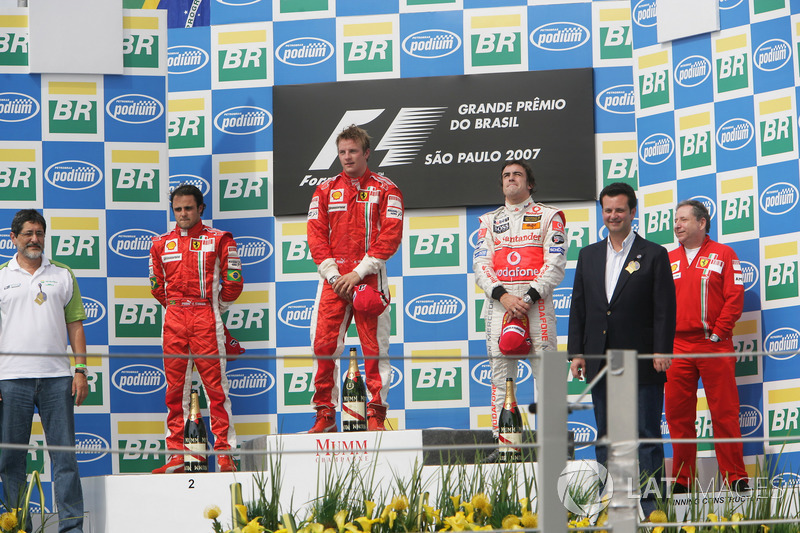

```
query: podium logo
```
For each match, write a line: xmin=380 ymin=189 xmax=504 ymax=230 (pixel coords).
xmin=75 ymin=432 xmax=109 ymax=463
xmin=226 ymin=367 xmax=274 ymax=397
xmin=50 ymin=219 xmax=102 ymax=272
xmin=567 ymin=421 xmax=597 ymax=451
xmin=552 ymin=287 xmax=572 ymax=318
xmin=170 ymin=174 xmax=211 ymax=196
xmin=167 ymin=45 xmax=209 ymax=74
xmin=81 ymin=296 xmax=107 ymax=327
xmin=111 ymin=149 xmax=162 ymax=204
xmin=0 ymin=227 xmax=13 ymax=259
xmin=106 ymin=94 xmax=163 ymax=125
xmin=0 ymin=26 xmax=28 ymax=66
xmin=469 ymin=14 xmax=522 ymax=67
xmin=117 ymin=420 xmax=166 ymax=473
xmin=47 ymin=81 xmax=98 ymax=135
xmin=217 ymin=28 xmax=268 ymax=83
xmin=639 ymin=133 xmax=674 ymax=165
xmin=740 ymin=404 xmax=762 ymax=437
xmin=740 ymin=261 xmax=758 ymax=291
xmin=632 ymin=0 xmax=656 ymax=28
xmin=754 ymin=39 xmax=790 ymax=72
xmin=765 ymin=328 xmax=800 ymax=360
xmin=276 ymin=37 xmax=334 ymax=66
xmin=679 ymin=111 xmax=712 ymax=172
xmin=530 ymin=22 xmax=589 ymax=52
xmin=406 ymin=294 xmax=465 ymax=323
xmin=471 ymin=359 xmax=532 ymax=386
xmin=412 ymin=367 xmax=462 ymax=401
xmin=233 ymin=236 xmax=271 ymax=266
xmin=278 ymin=299 xmax=315 ymax=329
xmin=114 ymin=302 xmax=162 ymax=339
xmin=767 ymin=386 xmax=800 ymax=446
xmin=214 ymin=106 xmax=271 ymax=135
xmin=760 ymin=182 xmax=798 ymax=215
xmin=402 ymin=30 xmax=460 ymax=59
xmin=283 ymin=370 xmax=314 ymax=406
xmin=772 ymin=473 xmax=800 ymax=488
xmin=717 ymin=118 xmax=753 ymax=151
xmin=45 ymin=160 xmax=102 ymax=191
xmin=281 ymin=237 xmax=316 ymax=274
xmin=109 ymin=229 xmax=158 ymax=260
xmin=596 ymin=85 xmax=635 ymax=114
xmin=675 ymin=55 xmax=711 ymax=88
xmin=112 ymin=364 xmax=167 ymax=394
xmin=0 ymin=148 xmax=37 ymax=202
xmin=0 ymin=92 xmax=39 ymax=122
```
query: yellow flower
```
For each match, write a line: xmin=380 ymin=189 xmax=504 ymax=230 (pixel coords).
xmin=242 ymin=518 xmax=266 ymax=533
xmin=653 ymin=528 xmax=664 ymax=533
xmin=308 ymin=523 xmax=324 ymax=533
xmin=443 ymin=511 xmax=469 ymax=532
xmin=649 ymin=510 xmax=668 ymax=523
xmin=387 ymin=510 xmax=397 ymax=528
xmin=364 ymin=501 xmax=376 ymax=519
xmin=235 ymin=504 xmax=249 ymax=523
xmin=520 ymin=511 xmax=537 ymax=528
xmin=0 ymin=512 xmax=18 ymax=530
xmin=682 ymin=527 xmax=696 ymax=533
xmin=323 ymin=528 xmax=336 ymax=533
xmin=391 ymin=495 xmax=409 ymax=512
xmin=501 ymin=514 xmax=521 ymax=530
xmin=422 ymin=504 xmax=440 ymax=525
xmin=355 ymin=516 xmax=380 ymax=533
xmin=334 ymin=510 xmax=348 ymax=533
xmin=204 ymin=505 xmax=222 ymax=520
xmin=470 ymin=493 xmax=492 ymax=516
xmin=519 ymin=497 xmax=529 ymax=512
xmin=760 ymin=526 xmax=770 ymax=532
xmin=450 ymin=495 xmax=462 ymax=510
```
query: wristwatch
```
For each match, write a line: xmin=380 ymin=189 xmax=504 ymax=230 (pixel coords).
xmin=522 ymin=294 xmax=532 ymax=304
xmin=329 ymin=275 xmax=340 ymax=284
xmin=74 ymin=367 xmax=87 ymax=375
xmin=709 ymin=334 xmax=720 ymax=343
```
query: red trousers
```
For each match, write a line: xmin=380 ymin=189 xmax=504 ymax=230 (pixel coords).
xmin=665 ymin=336 xmax=747 ymax=486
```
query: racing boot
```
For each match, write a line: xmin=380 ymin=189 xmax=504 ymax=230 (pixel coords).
xmin=152 ymin=454 xmax=185 ymax=474
xmin=367 ymin=405 xmax=387 ymax=431
xmin=217 ymin=454 xmax=237 ymax=472
xmin=309 ymin=407 xmax=337 ymax=433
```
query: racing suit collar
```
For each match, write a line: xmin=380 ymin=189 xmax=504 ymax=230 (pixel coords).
xmin=505 ymin=195 xmax=534 ymax=213
xmin=177 ymin=219 xmax=205 ymax=237
xmin=343 ymin=167 xmax=371 ymax=184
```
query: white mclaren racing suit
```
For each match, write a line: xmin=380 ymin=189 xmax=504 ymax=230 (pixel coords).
xmin=474 ymin=197 xmax=567 ymax=436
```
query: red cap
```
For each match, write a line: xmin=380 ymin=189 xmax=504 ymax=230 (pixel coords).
xmin=352 ymin=284 xmax=390 ymax=316
xmin=498 ymin=312 xmax=532 ymax=357
xmin=224 ymin=325 xmax=245 ymax=360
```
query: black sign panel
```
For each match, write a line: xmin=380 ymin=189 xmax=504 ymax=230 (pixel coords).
xmin=274 ymin=69 xmax=595 ymax=216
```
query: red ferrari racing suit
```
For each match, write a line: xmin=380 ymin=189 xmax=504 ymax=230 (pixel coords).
xmin=149 ymin=221 xmax=243 ymax=451
xmin=474 ymin=197 xmax=567 ymax=436
xmin=665 ymin=235 xmax=747 ymax=486
xmin=307 ymin=168 xmax=403 ymax=411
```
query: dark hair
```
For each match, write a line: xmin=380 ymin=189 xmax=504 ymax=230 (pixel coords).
xmin=336 ymin=124 xmax=371 ymax=153
xmin=11 ymin=209 xmax=46 ymax=235
xmin=170 ymin=184 xmax=205 ymax=211
xmin=677 ymin=199 xmax=711 ymax=234
xmin=500 ymin=159 xmax=536 ymax=191
xmin=599 ymin=182 xmax=637 ymax=211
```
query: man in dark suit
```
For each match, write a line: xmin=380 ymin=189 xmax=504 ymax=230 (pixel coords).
xmin=568 ymin=182 xmax=676 ymax=512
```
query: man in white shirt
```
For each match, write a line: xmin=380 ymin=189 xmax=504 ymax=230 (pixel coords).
xmin=0 ymin=209 xmax=88 ymax=533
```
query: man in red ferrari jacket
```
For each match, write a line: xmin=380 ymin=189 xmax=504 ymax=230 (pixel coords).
xmin=666 ymin=199 xmax=748 ymax=493
xmin=149 ymin=184 xmax=243 ymax=473
xmin=306 ymin=125 xmax=403 ymax=433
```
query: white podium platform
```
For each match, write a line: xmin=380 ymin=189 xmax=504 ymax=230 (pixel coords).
xmin=83 ymin=430 xmax=430 ymax=533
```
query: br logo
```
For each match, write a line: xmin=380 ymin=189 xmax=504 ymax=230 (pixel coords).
xmin=557 ymin=460 xmax=613 ymax=517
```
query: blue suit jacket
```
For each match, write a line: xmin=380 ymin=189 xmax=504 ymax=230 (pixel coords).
xmin=567 ymin=233 xmax=676 ymax=385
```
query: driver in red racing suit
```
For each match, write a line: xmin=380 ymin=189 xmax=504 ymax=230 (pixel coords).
xmin=306 ymin=125 xmax=404 ymax=433
xmin=149 ymin=184 xmax=243 ymax=473
xmin=474 ymin=160 xmax=567 ymax=446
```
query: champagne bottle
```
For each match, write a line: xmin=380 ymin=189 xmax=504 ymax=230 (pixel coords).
xmin=184 ymin=389 xmax=209 ymax=472
xmin=342 ymin=348 xmax=367 ymax=432
xmin=498 ymin=378 xmax=522 ymax=463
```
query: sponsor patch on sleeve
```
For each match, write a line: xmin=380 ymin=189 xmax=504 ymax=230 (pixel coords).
xmin=552 ymin=234 xmax=564 ymax=244
xmin=386 ymin=207 xmax=402 ymax=219
xmin=310 ymin=196 xmax=319 ymax=209
xmin=228 ymin=246 xmax=239 ymax=258
xmin=551 ymin=220 xmax=565 ymax=232
xmin=473 ymin=248 xmax=488 ymax=259
xmin=733 ymin=272 xmax=744 ymax=285
xmin=228 ymin=258 xmax=242 ymax=270
xmin=478 ymin=227 xmax=487 ymax=239
xmin=308 ymin=208 xmax=319 ymax=220
xmin=387 ymin=195 xmax=402 ymax=209
xmin=548 ymin=246 xmax=564 ymax=255
xmin=732 ymin=260 xmax=741 ymax=271
xmin=227 ymin=270 xmax=243 ymax=282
